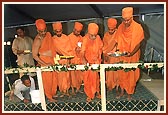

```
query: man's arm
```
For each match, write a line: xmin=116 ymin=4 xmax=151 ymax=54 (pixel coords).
xmin=30 ymin=77 xmax=35 ymax=90
xmin=13 ymin=84 xmax=24 ymax=100
xmin=126 ymin=43 xmax=141 ymax=57
xmin=103 ymin=40 xmax=117 ymax=54
xmin=32 ymin=37 xmax=47 ymax=66
xmin=80 ymin=37 xmax=87 ymax=64
xmin=12 ymin=38 xmax=25 ymax=55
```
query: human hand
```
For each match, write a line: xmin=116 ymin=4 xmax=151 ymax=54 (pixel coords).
xmin=104 ymin=55 xmax=109 ymax=62
xmin=23 ymin=50 xmax=31 ymax=54
xmin=17 ymin=50 xmax=25 ymax=55
xmin=82 ymin=58 xmax=88 ymax=65
xmin=46 ymin=63 xmax=53 ymax=66
xmin=75 ymin=46 xmax=81 ymax=53
xmin=124 ymin=52 xmax=131 ymax=57
xmin=9 ymin=90 xmax=14 ymax=101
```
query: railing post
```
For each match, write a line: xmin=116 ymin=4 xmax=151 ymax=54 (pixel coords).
xmin=36 ymin=68 xmax=47 ymax=111
xmin=100 ymin=64 xmax=106 ymax=111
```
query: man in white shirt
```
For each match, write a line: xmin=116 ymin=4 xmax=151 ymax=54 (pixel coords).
xmin=12 ymin=27 xmax=35 ymax=78
xmin=12 ymin=27 xmax=35 ymax=67
xmin=9 ymin=75 xmax=35 ymax=103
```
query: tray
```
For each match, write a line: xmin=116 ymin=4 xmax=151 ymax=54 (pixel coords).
xmin=24 ymin=50 xmax=32 ymax=53
xmin=107 ymin=52 xmax=127 ymax=57
xmin=60 ymin=56 xmax=74 ymax=59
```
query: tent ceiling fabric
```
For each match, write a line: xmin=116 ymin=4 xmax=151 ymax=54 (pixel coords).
xmin=4 ymin=4 xmax=164 ymax=27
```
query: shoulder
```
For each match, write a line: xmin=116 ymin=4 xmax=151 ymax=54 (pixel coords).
xmin=62 ymin=34 xmax=69 ymax=40
xmin=62 ymin=33 xmax=68 ymax=37
xmin=33 ymin=35 xmax=42 ymax=47
xmin=14 ymin=79 xmax=22 ymax=87
xmin=131 ymin=21 xmax=144 ymax=33
xmin=68 ymin=32 xmax=73 ymax=37
xmin=26 ymin=36 xmax=34 ymax=41
xmin=96 ymin=35 xmax=101 ymax=39
xmin=117 ymin=22 xmax=124 ymax=29
xmin=103 ymin=32 xmax=108 ymax=37
xmin=133 ymin=20 xmax=143 ymax=28
xmin=68 ymin=33 xmax=76 ymax=39
xmin=14 ymin=79 xmax=21 ymax=83
xmin=25 ymin=36 xmax=32 ymax=39
xmin=13 ymin=37 xmax=20 ymax=42
xmin=84 ymin=34 xmax=89 ymax=38
xmin=82 ymin=35 xmax=87 ymax=41
xmin=34 ymin=35 xmax=41 ymax=42
xmin=97 ymin=35 xmax=103 ymax=43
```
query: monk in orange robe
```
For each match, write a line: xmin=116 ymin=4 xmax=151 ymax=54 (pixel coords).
xmin=81 ymin=23 xmax=103 ymax=102
xmin=52 ymin=22 xmax=73 ymax=97
xmin=111 ymin=7 xmax=144 ymax=100
xmin=32 ymin=19 xmax=57 ymax=102
xmin=102 ymin=18 xmax=120 ymax=94
xmin=68 ymin=22 xmax=84 ymax=95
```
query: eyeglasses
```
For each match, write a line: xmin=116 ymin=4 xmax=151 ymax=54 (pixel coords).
xmin=74 ymin=29 xmax=81 ymax=33
xmin=53 ymin=29 xmax=62 ymax=33
xmin=89 ymin=34 xmax=97 ymax=37
xmin=122 ymin=17 xmax=132 ymax=23
xmin=37 ymin=28 xmax=47 ymax=33
xmin=108 ymin=27 xmax=116 ymax=31
xmin=89 ymin=33 xmax=97 ymax=40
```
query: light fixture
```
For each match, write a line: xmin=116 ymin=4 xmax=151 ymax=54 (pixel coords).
xmin=15 ymin=34 xmax=18 ymax=38
xmin=4 ymin=42 xmax=6 ymax=45
xmin=7 ymin=41 xmax=11 ymax=45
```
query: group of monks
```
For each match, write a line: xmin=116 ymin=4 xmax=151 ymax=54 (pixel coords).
xmin=31 ymin=6 xmax=144 ymax=102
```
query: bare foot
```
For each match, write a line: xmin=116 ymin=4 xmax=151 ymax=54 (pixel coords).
xmin=116 ymin=85 xmax=119 ymax=95
xmin=116 ymin=93 xmax=121 ymax=99
xmin=76 ymin=89 xmax=83 ymax=93
xmin=107 ymin=88 xmax=111 ymax=92
xmin=66 ymin=93 xmax=70 ymax=97
xmin=71 ymin=92 xmax=76 ymax=95
xmin=96 ymin=94 xmax=101 ymax=99
xmin=9 ymin=95 xmax=14 ymax=101
xmin=116 ymin=91 xmax=120 ymax=99
xmin=116 ymin=90 xmax=120 ymax=97
xmin=127 ymin=94 xmax=132 ymax=100
xmin=53 ymin=95 xmax=58 ymax=98
xmin=71 ymin=87 xmax=75 ymax=95
xmin=119 ymin=88 xmax=124 ymax=97
xmin=65 ymin=90 xmax=70 ymax=96
xmin=78 ymin=90 xmax=84 ymax=93
xmin=48 ymin=98 xmax=57 ymax=102
xmin=9 ymin=90 xmax=14 ymax=101
xmin=71 ymin=89 xmax=76 ymax=95
xmin=65 ymin=91 xmax=70 ymax=96
xmin=116 ymin=88 xmax=124 ymax=99
xmin=86 ymin=97 xmax=92 ymax=102
xmin=60 ymin=94 xmax=64 ymax=97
